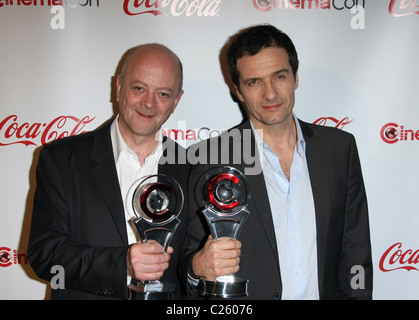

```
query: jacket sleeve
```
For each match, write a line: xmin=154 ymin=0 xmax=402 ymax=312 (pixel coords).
xmin=27 ymin=146 xmax=129 ymax=299
xmin=338 ymin=136 xmax=373 ymax=299
xmin=177 ymin=159 xmax=212 ymax=296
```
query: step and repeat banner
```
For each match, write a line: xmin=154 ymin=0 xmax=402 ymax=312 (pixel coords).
xmin=0 ymin=0 xmax=418 ymax=299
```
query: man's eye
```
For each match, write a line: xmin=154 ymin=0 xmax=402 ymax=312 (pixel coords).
xmin=247 ymin=80 xmax=258 ymax=87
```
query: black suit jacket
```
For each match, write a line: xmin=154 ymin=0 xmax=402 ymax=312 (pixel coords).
xmin=179 ymin=119 xmax=372 ymax=300
xmin=27 ymin=120 xmax=190 ymax=299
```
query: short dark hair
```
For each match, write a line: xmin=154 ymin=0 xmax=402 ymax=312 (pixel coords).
xmin=226 ymin=24 xmax=299 ymax=87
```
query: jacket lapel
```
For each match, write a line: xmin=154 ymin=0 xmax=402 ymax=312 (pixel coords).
xmin=238 ymin=121 xmax=279 ymax=265
xmin=90 ymin=122 xmax=128 ymax=246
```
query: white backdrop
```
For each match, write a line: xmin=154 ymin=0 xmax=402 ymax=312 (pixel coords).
xmin=0 ymin=0 xmax=418 ymax=299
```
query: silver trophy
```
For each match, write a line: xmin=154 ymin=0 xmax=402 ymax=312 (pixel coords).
xmin=126 ymin=174 xmax=184 ymax=300
xmin=198 ymin=166 xmax=250 ymax=298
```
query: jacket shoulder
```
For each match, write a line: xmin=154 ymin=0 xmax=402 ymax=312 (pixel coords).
xmin=40 ymin=122 xmax=111 ymax=159
xmin=299 ymin=119 xmax=355 ymax=142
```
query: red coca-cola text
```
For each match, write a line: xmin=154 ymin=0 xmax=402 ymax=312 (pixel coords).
xmin=389 ymin=0 xmax=419 ymax=17
xmin=123 ymin=0 xmax=221 ymax=17
xmin=379 ymin=242 xmax=419 ymax=272
xmin=313 ymin=116 xmax=354 ymax=130
xmin=0 ymin=115 xmax=95 ymax=147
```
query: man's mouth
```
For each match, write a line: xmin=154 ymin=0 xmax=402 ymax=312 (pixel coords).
xmin=137 ymin=111 xmax=155 ymax=119
xmin=262 ymin=103 xmax=282 ymax=110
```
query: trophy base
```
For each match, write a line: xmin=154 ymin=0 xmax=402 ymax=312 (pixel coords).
xmin=129 ymin=282 xmax=176 ymax=300
xmin=198 ymin=275 xmax=248 ymax=298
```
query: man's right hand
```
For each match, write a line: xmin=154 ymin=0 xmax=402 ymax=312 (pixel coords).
xmin=127 ymin=240 xmax=173 ymax=282
xmin=191 ymin=235 xmax=241 ymax=281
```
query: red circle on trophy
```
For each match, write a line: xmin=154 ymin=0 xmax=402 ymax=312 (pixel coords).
xmin=129 ymin=175 xmax=184 ymax=225
xmin=201 ymin=166 xmax=249 ymax=214
xmin=207 ymin=173 xmax=240 ymax=211
xmin=140 ymin=182 xmax=173 ymax=221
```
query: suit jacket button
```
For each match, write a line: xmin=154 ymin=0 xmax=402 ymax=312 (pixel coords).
xmin=273 ymin=292 xmax=281 ymax=300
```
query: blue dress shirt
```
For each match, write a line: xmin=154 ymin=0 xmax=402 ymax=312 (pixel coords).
xmin=252 ymin=115 xmax=319 ymax=300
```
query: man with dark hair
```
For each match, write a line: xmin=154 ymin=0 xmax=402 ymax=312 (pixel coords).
xmin=179 ymin=24 xmax=372 ymax=300
xmin=227 ymin=24 xmax=299 ymax=86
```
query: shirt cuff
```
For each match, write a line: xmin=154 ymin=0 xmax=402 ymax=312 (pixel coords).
xmin=187 ymin=273 xmax=200 ymax=287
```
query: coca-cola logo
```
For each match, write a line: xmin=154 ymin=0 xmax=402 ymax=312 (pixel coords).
xmin=123 ymin=0 xmax=221 ymax=17
xmin=380 ymin=122 xmax=419 ymax=144
xmin=313 ymin=116 xmax=354 ymax=130
xmin=0 ymin=115 xmax=96 ymax=147
xmin=389 ymin=0 xmax=419 ymax=17
xmin=379 ymin=242 xmax=419 ymax=272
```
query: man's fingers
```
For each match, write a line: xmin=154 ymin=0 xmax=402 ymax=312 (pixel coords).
xmin=191 ymin=236 xmax=242 ymax=280
xmin=127 ymin=241 xmax=173 ymax=282
xmin=136 ymin=240 xmax=164 ymax=253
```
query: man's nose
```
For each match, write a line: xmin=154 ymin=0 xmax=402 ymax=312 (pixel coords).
xmin=141 ymin=91 xmax=156 ymax=109
xmin=262 ymin=81 xmax=278 ymax=101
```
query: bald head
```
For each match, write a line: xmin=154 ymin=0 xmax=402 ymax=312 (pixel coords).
xmin=115 ymin=43 xmax=185 ymax=146
xmin=120 ymin=43 xmax=183 ymax=94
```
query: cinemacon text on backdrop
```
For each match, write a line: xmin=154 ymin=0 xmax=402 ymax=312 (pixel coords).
xmin=0 ymin=0 xmax=418 ymax=300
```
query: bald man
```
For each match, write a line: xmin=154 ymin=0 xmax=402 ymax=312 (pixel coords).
xmin=28 ymin=44 xmax=190 ymax=300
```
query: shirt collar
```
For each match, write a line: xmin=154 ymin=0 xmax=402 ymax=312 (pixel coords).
xmin=250 ymin=113 xmax=306 ymax=159
xmin=110 ymin=115 xmax=163 ymax=165
xmin=294 ymin=115 xmax=307 ymax=159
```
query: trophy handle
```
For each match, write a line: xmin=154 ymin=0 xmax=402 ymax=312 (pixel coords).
xmin=133 ymin=216 xmax=181 ymax=252
xmin=202 ymin=207 xmax=249 ymax=240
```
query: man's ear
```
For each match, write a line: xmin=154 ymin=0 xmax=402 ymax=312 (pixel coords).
xmin=171 ymin=90 xmax=184 ymax=114
xmin=116 ymin=75 xmax=122 ymax=102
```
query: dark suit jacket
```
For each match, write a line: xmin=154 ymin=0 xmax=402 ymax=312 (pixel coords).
xmin=27 ymin=120 xmax=190 ymax=300
xmin=179 ymin=119 xmax=372 ymax=300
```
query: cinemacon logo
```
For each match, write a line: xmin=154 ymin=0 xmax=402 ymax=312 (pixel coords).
xmin=253 ymin=0 xmax=365 ymax=11
xmin=380 ymin=122 xmax=419 ymax=144
xmin=0 ymin=0 xmax=100 ymax=8
xmin=0 ymin=247 xmax=27 ymax=267
xmin=123 ymin=0 xmax=221 ymax=17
